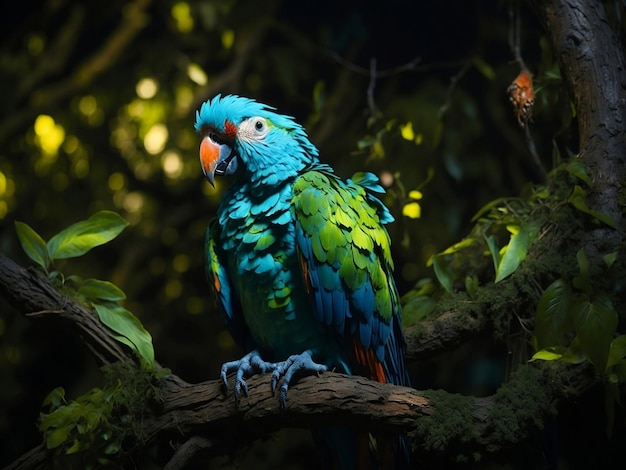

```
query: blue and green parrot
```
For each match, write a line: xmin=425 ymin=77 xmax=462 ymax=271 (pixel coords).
xmin=195 ymin=94 xmax=411 ymax=469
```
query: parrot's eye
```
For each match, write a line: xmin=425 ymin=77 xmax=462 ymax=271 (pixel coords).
xmin=238 ymin=117 xmax=269 ymax=142
xmin=253 ymin=118 xmax=267 ymax=133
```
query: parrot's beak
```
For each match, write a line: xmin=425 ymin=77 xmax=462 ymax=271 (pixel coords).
xmin=199 ymin=135 xmax=238 ymax=186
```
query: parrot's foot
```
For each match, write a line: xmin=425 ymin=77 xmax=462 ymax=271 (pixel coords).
xmin=220 ymin=350 xmax=277 ymax=404
xmin=270 ymin=350 xmax=327 ymax=408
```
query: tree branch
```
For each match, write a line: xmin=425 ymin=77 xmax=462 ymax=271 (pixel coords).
xmin=0 ymin=253 xmax=599 ymax=469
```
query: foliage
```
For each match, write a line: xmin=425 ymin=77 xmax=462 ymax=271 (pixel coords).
xmin=39 ymin=362 xmax=167 ymax=468
xmin=530 ymin=252 xmax=624 ymax=377
xmin=15 ymin=211 xmax=154 ymax=365
xmin=408 ymin=157 xmax=616 ymax=301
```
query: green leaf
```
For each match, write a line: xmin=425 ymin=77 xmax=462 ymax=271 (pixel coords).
xmin=565 ymin=158 xmax=591 ymax=187
xmin=431 ymin=254 xmax=453 ymax=294
xmin=530 ymin=346 xmax=565 ymax=362
xmin=471 ymin=197 xmax=509 ymax=222
xmin=45 ymin=426 xmax=70 ymax=449
xmin=42 ymin=387 xmax=66 ymax=410
xmin=401 ymin=295 xmax=436 ymax=327
xmin=67 ymin=437 xmax=90 ymax=454
xmin=534 ymin=279 xmax=573 ymax=349
xmin=607 ymin=335 xmax=626 ymax=370
xmin=572 ymin=248 xmax=592 ymax=294
xmin=485 ymin=235 xmax=500 ymax=273
xmin=94 ymin=303 xmax=154 ymax=365
xmin=465 ymin=275 xmax=479 ymax=298
xmin=15 ymin=221 xmax=50 ymax=269
xmin=567 ymin=185 xmax=616 ymax=228
xmin=104 ymin=440 xmax=121 ymax=455
xmin=79 ymin=279 xmax=127 ymax=302
xmin=572 ymin=294 xmax=618 ymax=371
xmin=436 ymin=237 xmax=475 ymax=257
xmin=603 ymin=251 xmax=618 ymax=269
xmin=495 ymin=223 xmax=538 ymax=283
xmin=565 ymin=158 xmax=592 ymax=186
xmin=560 ymin=342 xmax=587 ymax=364
xmin=47 ymin=211 xmax=129 ymax=261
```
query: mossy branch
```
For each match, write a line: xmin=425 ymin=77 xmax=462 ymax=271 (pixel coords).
xmin=0 ymin=253 xmax=598 ymax=469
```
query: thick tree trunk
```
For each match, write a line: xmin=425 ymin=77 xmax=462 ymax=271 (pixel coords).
xmin=531 ymin=0 xmax=626 ymax=238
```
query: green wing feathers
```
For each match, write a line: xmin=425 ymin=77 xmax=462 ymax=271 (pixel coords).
xmin=293 ymin=170 xmax=407 ymax=385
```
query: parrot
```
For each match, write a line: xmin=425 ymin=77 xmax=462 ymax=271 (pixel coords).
xmin=195 ymin=94 xmax=411 ymax=469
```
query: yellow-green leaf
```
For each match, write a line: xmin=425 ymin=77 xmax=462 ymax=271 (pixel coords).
xmin=47 ymin=211 xmax=129 ymax=261
xmin=15 ymin=221 xmax=50 ymax=269
xmin=431 ymin=254 xmax=453 ymax=294
xmin=495 ymin=223 xmax=538 ymax=283
xmin=607 ymin=335 xmax=626 ymax=370
xmin=530 ymin=347 xmax=565 ymax=362
xmin=94 ymin=303 xmax=154 ymax=365
xmin=568 ymin=185 xmax=616 ymax=228
xmin=565 ymin=158 xmax=592 ymax=187
xmin=79 ymin=279 xmax=127 ymax=302
xmin=45 ymin=426 xmax=70 ymax=449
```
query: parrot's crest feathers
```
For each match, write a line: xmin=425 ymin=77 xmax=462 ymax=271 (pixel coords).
xmin=198 ymin=95 xmax=410 ymax=469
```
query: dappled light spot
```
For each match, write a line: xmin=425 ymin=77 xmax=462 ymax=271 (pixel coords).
xmin=136 ymin=78 xmax=158 ymax=99
xmin=175 ymin=85 xmax=194 ymax=112
xmin=165 ymin=279 xmax=182 ymax=299
xmin=162 ymin=150 xmax=183 ymax=178
xmin=379 ymin=171 xmax=394 ymax=188
xmin=123 ymin=191 xmax=144 ymax=213
xmin=217 ymin=330 xmax=236 ymax=350
xmin=144 ymin=124 xmax=168 ymax=155
xmin=172 ymin=254 xmax=190 ymax=273
xmin=63 ymin=135 xmax=79 ymax=154
xmin=0 ymin=171 xmax=6 ymax=196
xmin=78 ymin=95 xmax=98 ymax=117
xmin=108 ymin=172 xmax=126 ymax=191
xmin=171 ymin=2 xmax=194 ymax=33
xmin=187 ymin=63 xmax=207 ymax=86
xmin=27 ymin=34 xmax=44 ymax=55
xmin=221 ymin=29 xmax=235 ymax=49
xmin=34 ymin=114 xmax=65 ymax=157
xmin=73 ymin=157 xmax=90 ymax=178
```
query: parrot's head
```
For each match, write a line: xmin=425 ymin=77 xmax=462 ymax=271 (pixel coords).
xmin=194 ymin=95 xmax=319 ymax=187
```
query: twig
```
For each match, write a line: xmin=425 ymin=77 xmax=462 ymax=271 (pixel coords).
xmin=509 ymin=0 xmax=527 ymax=69
xmin=326 ymin=51 xmax=421 ymax=78
xmin=524 ymin=124 xmax=547 ymax=179
xmin=438 ymin=61 xmax=471 ymax=119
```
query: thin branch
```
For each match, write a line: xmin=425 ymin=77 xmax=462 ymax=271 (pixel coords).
xmin=509 ymin=0 xmax=527 ymax=69
xmin=438 ymin=61 xmax=471 ymax=119
xmin=326 ymin=51 xmax=422 ymax=78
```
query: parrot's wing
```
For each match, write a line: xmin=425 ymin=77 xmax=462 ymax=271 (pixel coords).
xmin=292 ymin=170 xmax=409 ymax=386
xmin=205 ymin=219 xmax=250 ymax=350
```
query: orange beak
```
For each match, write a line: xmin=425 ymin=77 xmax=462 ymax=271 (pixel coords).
xmin=199 ymin=135 xmax=236 ymax=186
